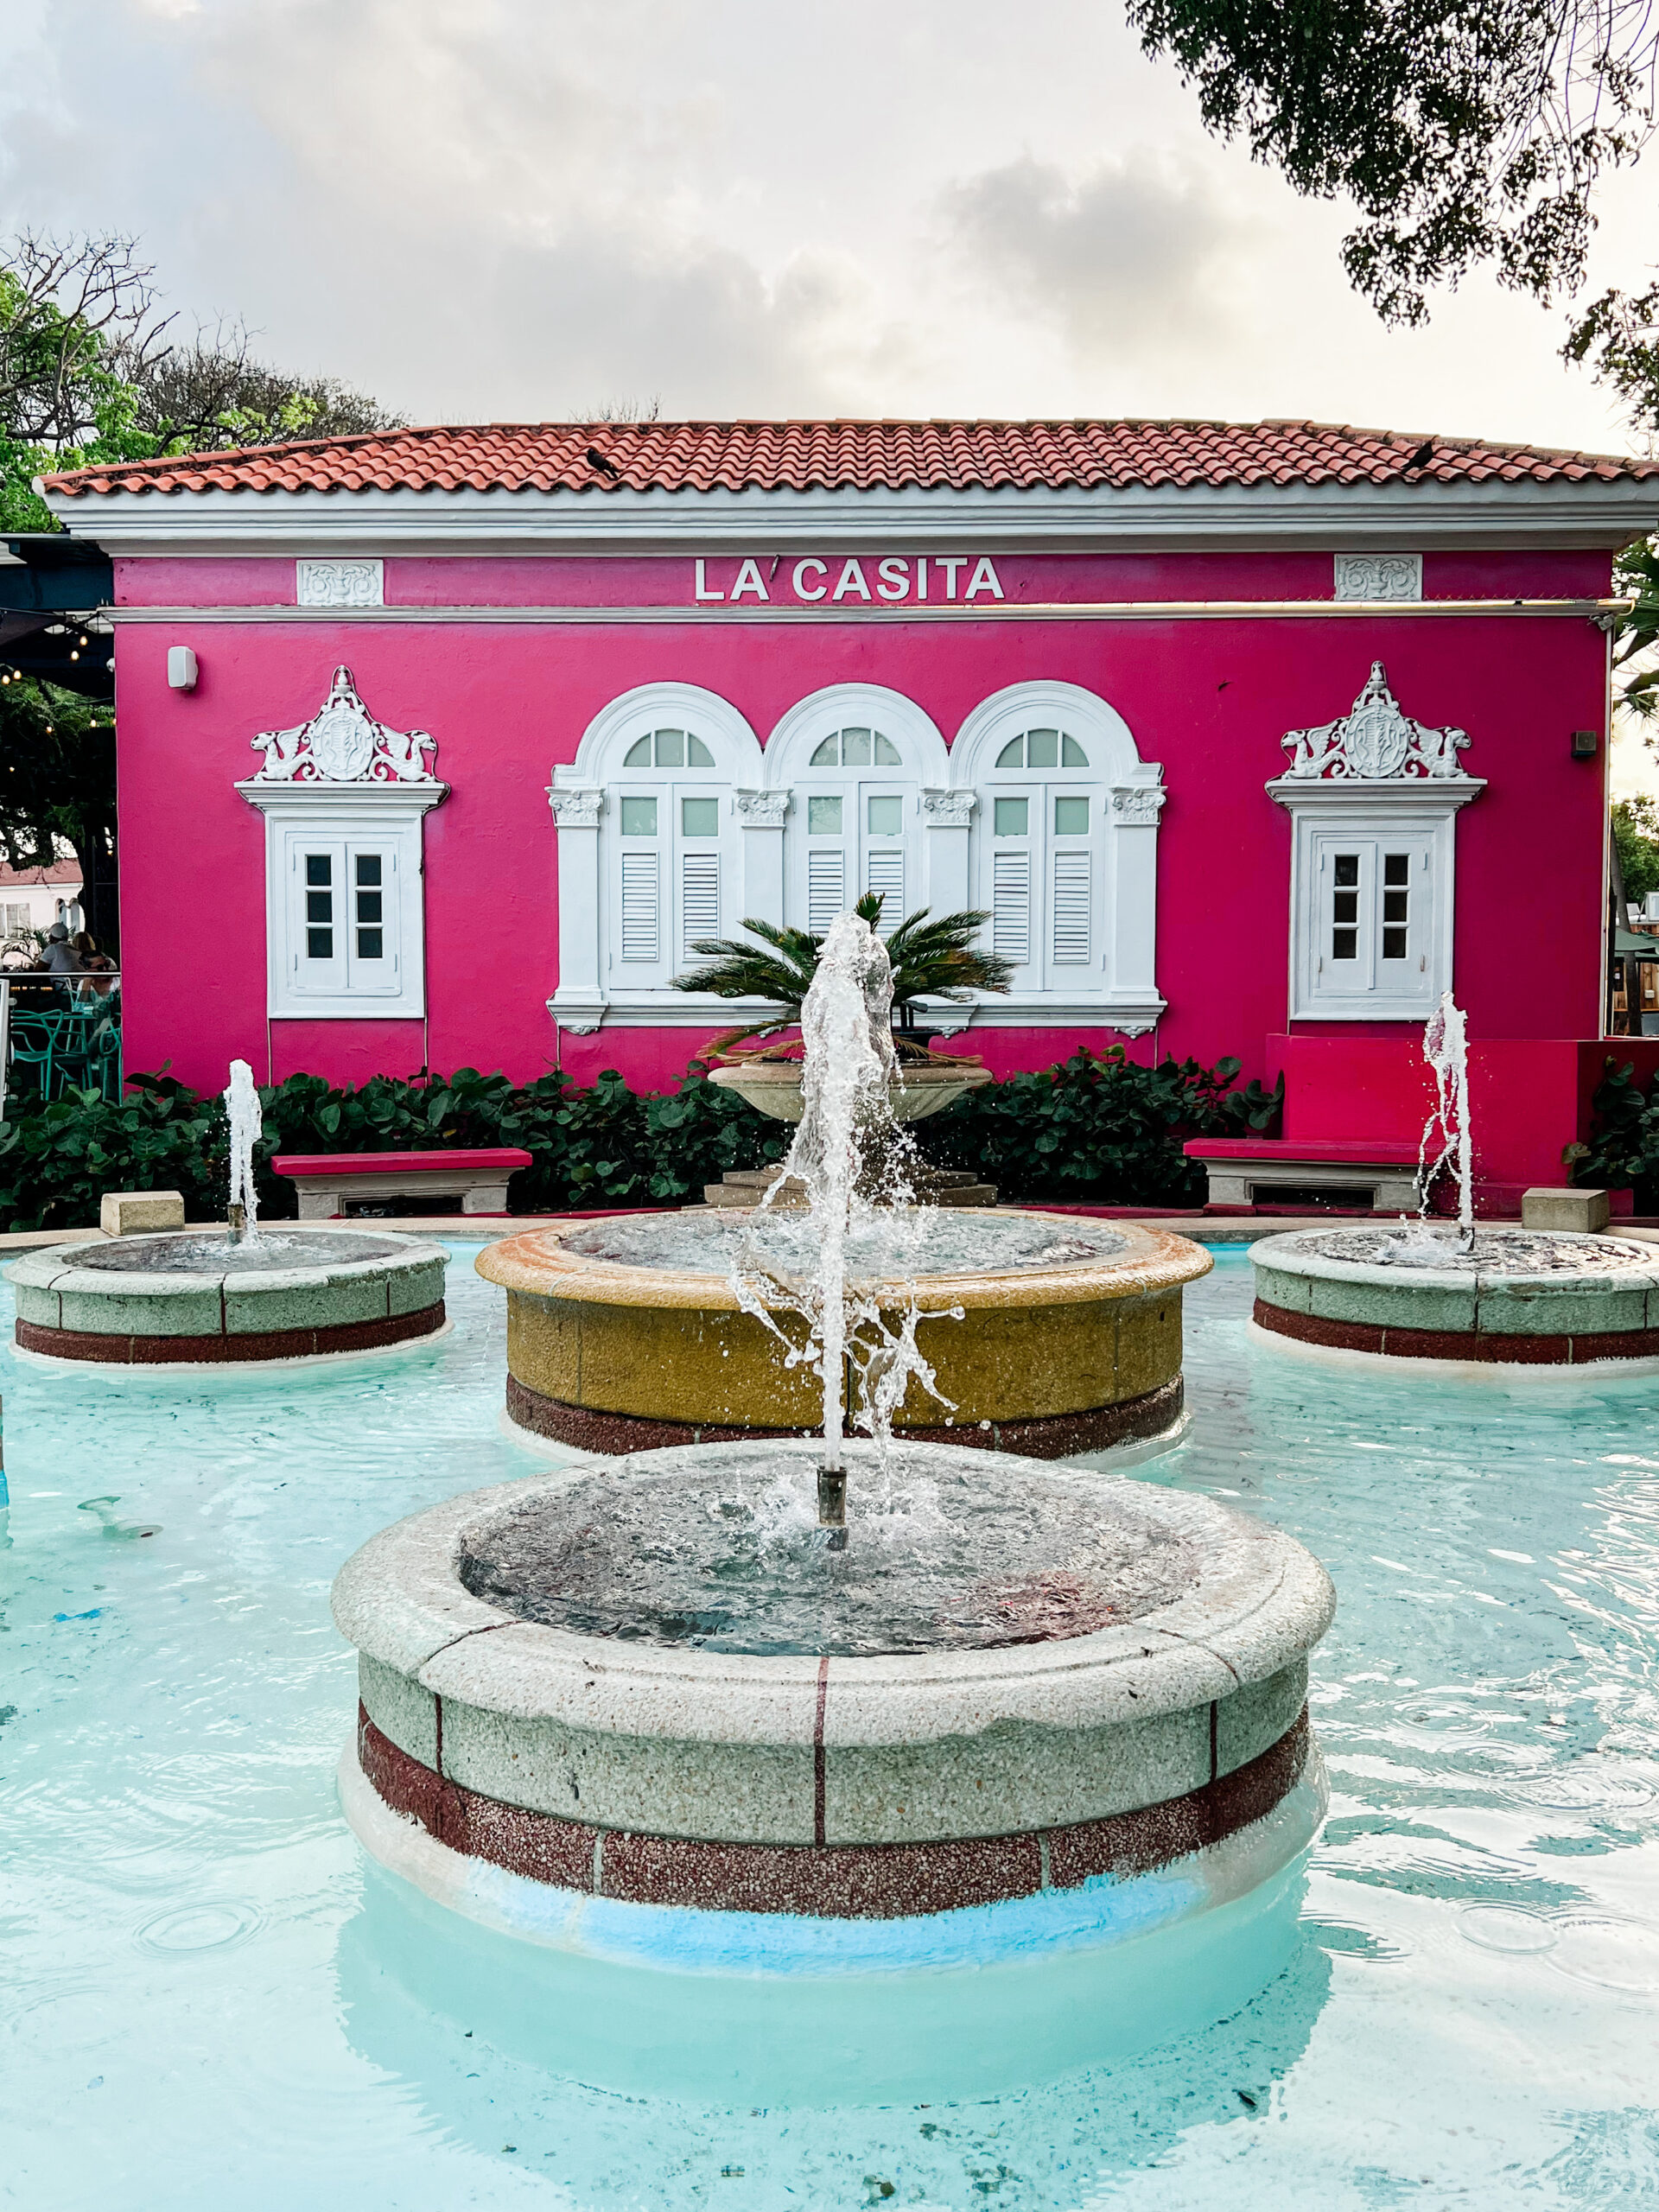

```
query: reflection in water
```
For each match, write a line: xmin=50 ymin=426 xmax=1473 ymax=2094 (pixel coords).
xmin=334 ymin=1858 xmax=1332 ymax=2203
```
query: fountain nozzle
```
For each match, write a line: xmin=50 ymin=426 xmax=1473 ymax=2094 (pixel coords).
xmin=227 ymin=1202 xmax=247 ymax=1244
xmin=817 ymin=1463 xmax=847 ymax=1548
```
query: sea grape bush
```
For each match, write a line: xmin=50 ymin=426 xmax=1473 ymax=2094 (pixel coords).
xmin=1569 ymin=1058 xmax=1659 ymax=1208
xmin=0 ymin=1046 xmax=1280 ymax=1230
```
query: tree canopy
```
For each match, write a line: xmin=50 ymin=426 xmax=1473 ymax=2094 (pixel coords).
xmin=1128 ymin=1 xmax=1659 ymax=327
xmin=1 ymin=231 xmax=404 ymax=531
xmin=0 ymin=233 xmax=404 ymax=947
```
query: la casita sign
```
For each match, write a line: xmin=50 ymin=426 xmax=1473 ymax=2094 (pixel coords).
xmin=692 ymin=556 xmax=1006 ymax=604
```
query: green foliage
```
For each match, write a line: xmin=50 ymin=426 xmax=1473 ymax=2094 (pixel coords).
xmin=1127 ymin=1 xmax=1658 ymax=327
xmin=1613 ymin=538 xmax=1659 ymax=736
xmin=1567 ymin=1057 xmax=1659 ymax=1202
xmin=0 ymin=674 xmax=115 ymax=869
xmin=0 ymin=1046 xmax=1274 ymax=1229
xmin=0 ymin=1064 xmax=790 ymax=1231
xmin=1 ymin=231 xmax=402 ymax=531
xmin=1614 ymin=795 xmax=1659 ymax=903
xmin=925 ymin=1046 xmax=1283 ymax=1207
xmin=672 ymin=896 xmax=1014 ymax=1044
xmin=1565 ymin=283 xmax=1659 ymax=437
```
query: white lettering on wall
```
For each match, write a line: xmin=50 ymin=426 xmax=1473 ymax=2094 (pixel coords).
xmin=690 ymin=556 xmax=1002 ymax=606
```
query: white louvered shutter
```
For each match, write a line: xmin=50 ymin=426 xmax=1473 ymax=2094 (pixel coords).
xmin=992 ymin=851 xmax=1030 ymax=964
xmin=1050 ymin=850 xmax=1091 ymax=965
xmin=680 ymin=852 xmax=720 ymax=957
xmin=808 ymin=849 xmax=845 ymax=934
xmin=620 ymin=850 xmax=660 ymax=963
xmin=864 ymin=848 xmax=904 ymax=933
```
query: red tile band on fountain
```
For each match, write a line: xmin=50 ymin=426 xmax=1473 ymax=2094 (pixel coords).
xmin=504 ymin=1372 xmax=1185 ymax=1459
xmin=1256 ymin=1282 xmax=1659 ymax=1362
xmin=355 ymin=1705 xmax=1313 ymax=1916
xmin=14 ymin=1300 xmax=446 ymax=1363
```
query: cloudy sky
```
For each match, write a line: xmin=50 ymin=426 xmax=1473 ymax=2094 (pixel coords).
xmin=6 ymin=0 xmax=1659 ymax=803
xmin=3 ymin=0 xmax=1659 ymax=458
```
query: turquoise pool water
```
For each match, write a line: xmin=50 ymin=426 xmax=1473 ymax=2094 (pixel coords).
xmin=3 ymin=1243 xmax=1658 ymax=2208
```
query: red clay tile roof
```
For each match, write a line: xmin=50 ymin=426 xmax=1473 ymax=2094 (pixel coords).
xmin=39 ymin=419 xmax=1659 ymax=499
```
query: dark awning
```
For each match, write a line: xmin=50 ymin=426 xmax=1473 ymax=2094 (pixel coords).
xmin=0 ymin=533 xmax=113 ymax=702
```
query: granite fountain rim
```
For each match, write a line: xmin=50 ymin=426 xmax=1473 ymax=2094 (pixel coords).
xmin=331 ymin=1439 xmax=1336 ymax=1745
xmin=474 ymin=1207 xmax=1213 ymax=1311
xmin=5 ymin=1221 xmax=449 ymax=1295
xmin=1249 ymin=1224 xmax=1659 ymax=1294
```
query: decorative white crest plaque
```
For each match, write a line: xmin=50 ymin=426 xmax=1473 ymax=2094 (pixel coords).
xmin=1333 ymin=554 xmax=1422 ymax=602
xmin=296 ymin=559 xmax=384 ymax=608
xmin=250 ymin=666 xmax=439 ymax=785
xmin=1281 ymin=662 xmax=1470 ymax=781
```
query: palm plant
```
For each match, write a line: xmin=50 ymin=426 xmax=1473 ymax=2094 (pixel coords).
xmin=672 ymin=893 xmax=1014 ymax=1049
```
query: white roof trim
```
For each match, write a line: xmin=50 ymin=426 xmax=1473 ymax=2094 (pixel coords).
xmin=43 ymin=475 xmax=1659 ymax=555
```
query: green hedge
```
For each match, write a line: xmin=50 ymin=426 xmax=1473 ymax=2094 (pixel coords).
xmin=0 ymin=1048 xmax=1280 ymax=1231
xmin=1570 ymin=1058 xmax=1659 ymax=1207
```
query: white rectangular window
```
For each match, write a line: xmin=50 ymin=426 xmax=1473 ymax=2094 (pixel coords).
xmin=681 ymin=850 xmax=720 ymax=956
xmin=287 ymin=836 xmax=402 ymax=1000
xmin=261 ymin=809 xmax=426 ymax=1019
xmin=620 ymin=849 xmax=661 ymax=963
xmin=1298 ymin=826 xmax=1439 ymax=1016
xmin=1051 ymin=850 xmax=1091 ymax=965
xmin=808 ymin=848 xmax=845 ymax=935
xmin=992 ymin=850 xmax=1030 ymax=964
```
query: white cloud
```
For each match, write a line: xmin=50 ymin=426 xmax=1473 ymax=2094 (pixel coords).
xmin=0 ymin=0 xmax=1650 ymax=453
xmin=941 ymin=149 xmax=1256 ymax=365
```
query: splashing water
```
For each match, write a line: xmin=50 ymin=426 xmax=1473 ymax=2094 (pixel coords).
xmin=727 ymin=913 xmax=959 ymax=1528
xmin=225 ymin=1058 xmax=263 ymax=1247
xmin=1376 ymin=991 xmax=1474 ymax=1267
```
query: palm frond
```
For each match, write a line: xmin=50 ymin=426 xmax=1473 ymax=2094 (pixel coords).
xmin=671 ymin=900 xmax=1014 ymax=1017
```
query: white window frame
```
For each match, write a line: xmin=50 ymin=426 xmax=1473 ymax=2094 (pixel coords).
xmin=948 ymin=682 xmax=1166 ymax=1033
xmin=1268 ymin=778 xmax=1482 ymax=1020
xmin=238 ymin=784 xmax=441 ymax=1019
xmin=549 ymin=683 xmax=766 ymax=1033
xmin=549 ymin=677 xmax=1169 ymax=1038
xmin=765 ymin=685 xmax=951 ymax=944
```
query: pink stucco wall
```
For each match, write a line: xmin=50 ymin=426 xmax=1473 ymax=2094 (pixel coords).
xmin=115 ymin=552 xmax=1614 ymax=1186
xmin=118 ymin=549 xmax=1611 ymax=607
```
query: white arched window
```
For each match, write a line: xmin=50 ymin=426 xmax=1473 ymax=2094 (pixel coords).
xmin=949 ymin=683 xmax=1166 ymax=1032
xmin=548 ymin=684 xmax=765 ymax=1032
xmin=763 ymin=685 xmax=951 ymax=940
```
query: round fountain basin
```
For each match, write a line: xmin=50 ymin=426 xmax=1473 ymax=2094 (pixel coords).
xmin=474 ymin=1209 xmax=1212 ymax=1458
xmin=1251 ymin=1224 xmax=1659 ymax=1367
xmin=707 ymin=1059 xmax=992 ymax=1123
xmin=334 ymin=1438 xmax=1333 ymax=1947
xmin=6 ymin=1225 xmax=448 ymax=1364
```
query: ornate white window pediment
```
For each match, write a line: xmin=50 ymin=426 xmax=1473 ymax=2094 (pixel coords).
xmin=1268 ymin=661 xmax=1483 ymax=1021
xmin=237 ymin=667 xmax=447 ymax=1020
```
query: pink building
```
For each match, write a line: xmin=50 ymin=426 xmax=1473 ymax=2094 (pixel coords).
xmin=40 ymin=419 xmax=1659 ymax=1205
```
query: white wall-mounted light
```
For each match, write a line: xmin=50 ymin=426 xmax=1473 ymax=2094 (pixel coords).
xmin=167 ymin=646 xmax=199 ymax=691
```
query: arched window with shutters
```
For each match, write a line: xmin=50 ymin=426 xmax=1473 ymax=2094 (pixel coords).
xmin=950 ymin=683 xmax=1166 ymax=1033
xmin=763 ymin=686 xmax=951 ymax=940
xmin=549 ymin=684 xmax=765 ymax=1033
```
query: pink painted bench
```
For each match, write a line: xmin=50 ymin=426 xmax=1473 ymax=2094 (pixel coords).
xmin=272 ymin=1147 xmax=532 ymax=1221
xmin=1183 ymin=1138 xmax=1421 ymax=1212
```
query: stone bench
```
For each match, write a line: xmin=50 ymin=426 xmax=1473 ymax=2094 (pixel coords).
xmin=271 ymin=1147 xmax=531 ymax=1221
xmin=1183 ymin=1138 xmax=1422 ymax=1213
